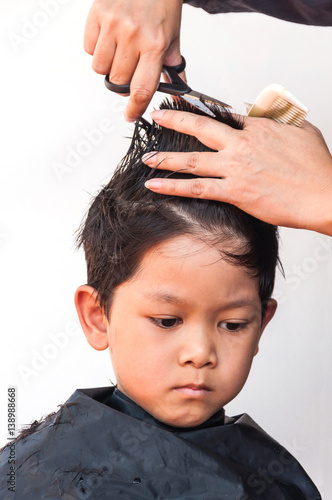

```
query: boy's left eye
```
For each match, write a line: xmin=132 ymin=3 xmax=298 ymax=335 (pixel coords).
xmin=150 ymin=317 xmax=182 ymax=329
xmin=219 ymin=322 xmax=247 ymax=332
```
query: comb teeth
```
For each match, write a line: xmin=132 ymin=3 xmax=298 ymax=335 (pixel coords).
xmin=247 ymin=84 xmax=309 ymax=127
xmin=264 ymin=96 xmax=307 ymax=127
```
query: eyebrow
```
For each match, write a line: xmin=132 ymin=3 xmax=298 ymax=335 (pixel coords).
xmin=142 ymin=290 xmax=258 ymax=310
xmin=143 ymin=290 xmax=187 ymax=306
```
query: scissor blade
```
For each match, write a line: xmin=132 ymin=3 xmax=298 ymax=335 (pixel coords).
xmin=187 ymin=90 xmax=232 ymax=109
xmin=181 ymin=94 xmax=216 ymax=117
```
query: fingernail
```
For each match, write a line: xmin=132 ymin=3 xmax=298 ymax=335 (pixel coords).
xmin=151 ymin=109 xmax=166 ymax=122
xmin=145 ymin=179 xmax=162 ymax=190
xmin=142 ymin=153 xmax=156 ymax=166
xmin=244 ymin=102 xmax=253 ymax=114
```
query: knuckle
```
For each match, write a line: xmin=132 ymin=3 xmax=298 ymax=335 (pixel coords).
xmin=109 ymin=72 xmax=126 ymax=83
xmin=92 ymin=63 xmax=109 ymax=75
xmin=103 ymin=11 xmax=116 ymax=24
xmin=310 ymin=123 xmax=320 ymax=134
xmin=254 ymin=117 xmax=273 ymax=130
xmin=84 ymin=42 xmax=94 ymax=55
xmin=249 ymin=118 xmax=273 ymax=137
xmin=101 ymin=13 xmax=118 ymax=34
xmin=259 ymin=122 xmax=274 ymax=140
xmin=237 ymin=134 xmax=251 ymax=154
xmin=310 ymin=124 xmax=324 ymax=139
xmin=190 ymin=179 xmax=205 ymax=197
xmin=194 ymin=115 xmax=210 ymax=131
xmin=131 ymin=87 xmax=153 ymax=105
xmin=147 ymin=37 xmax=168 ymax=54
xmin=259 ymin=117 xmax=274 ymax=128
xmin=186 ymin=152 xmax=200 ymax=171
xmin=122 ymin=18 xmax=139 ymax=37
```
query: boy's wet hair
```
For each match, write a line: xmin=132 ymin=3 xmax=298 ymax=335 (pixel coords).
xmin=77 ymin=99 xmax=281 ymax=317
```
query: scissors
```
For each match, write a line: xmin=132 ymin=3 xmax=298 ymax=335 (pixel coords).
xmin=104 ymin=57 xmax=231 ymax=117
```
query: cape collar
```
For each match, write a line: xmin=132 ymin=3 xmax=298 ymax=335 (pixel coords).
xmin=105 ymin=386 xmax=225 ymax=432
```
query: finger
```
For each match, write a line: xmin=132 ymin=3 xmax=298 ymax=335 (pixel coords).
xmin=109 ymin=46 xmax=139 ymax=85
xmin=144 ymin=177 xmax=230 ymax=203
xmin=163 ymin=46 xmax=186 ymax=83
xmin=84 ymin=12 xmax=100 ymax=55
xmin=92 ymin=26 xmax=117 ymax=74
xmin=150 ymin=109 xmax=238 ymax=150
xmin=125 ymin=53 xmax=164 ymax=122
xmin=161 ymin=56 xmax=185 ymax=85
xmin=179 ymin=68 xmax=187 ymax=83
xmin=142 ymin=151 xmax=228 ymax=178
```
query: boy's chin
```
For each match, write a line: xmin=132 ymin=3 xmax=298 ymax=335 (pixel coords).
xmin=152 ymin=408 xmax=217 ymax=429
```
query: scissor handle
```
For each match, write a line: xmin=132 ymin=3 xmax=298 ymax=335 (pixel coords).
xmin=159 ymin=57 xmax=192 ymax=96
xmin=104 ymin=56 xmax=188 ymax=95
xmin=162 ymin=56 xmax=186 ymax=74
xmin=104 ymin=76 xmax=130 ymax=94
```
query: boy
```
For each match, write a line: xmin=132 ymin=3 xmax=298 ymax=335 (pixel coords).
xmin=0 ymin=100 xmax=321 ymax=499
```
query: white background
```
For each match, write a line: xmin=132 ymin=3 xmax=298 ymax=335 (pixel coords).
xmin=1 ymin=0 xmax=332 ymax=496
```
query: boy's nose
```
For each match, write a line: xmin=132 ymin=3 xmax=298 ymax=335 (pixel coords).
xmin=178 ymin=327 xmax=217 ymax=369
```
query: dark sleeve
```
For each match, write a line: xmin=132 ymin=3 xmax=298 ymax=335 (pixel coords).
xmin=183 ymin=0 xmax=332 ymax=26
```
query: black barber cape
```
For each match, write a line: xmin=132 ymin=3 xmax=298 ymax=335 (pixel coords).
xmin=0 ymin=386 xmax=321 ymax=499
xmin=184 ymin=0 xmax=332 ymax=26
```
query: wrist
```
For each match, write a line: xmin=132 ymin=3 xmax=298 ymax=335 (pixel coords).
xmin=310 ymin=157 xmax=332 ymax=236
xmin=318 ymin=203 xmax=332 ymax=237
xmin=309 ymin=186 xmax=332 ymax=237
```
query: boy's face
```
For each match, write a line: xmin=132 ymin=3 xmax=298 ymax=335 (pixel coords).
xmin=102 ymin=234 xmax=276 ymax=428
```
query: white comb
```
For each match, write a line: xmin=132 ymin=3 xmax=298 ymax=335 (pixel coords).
xmin=247 ymin=84 xmax=309 ymax=127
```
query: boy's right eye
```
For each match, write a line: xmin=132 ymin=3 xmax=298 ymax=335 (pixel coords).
xmin=150 ymin=317 xmax=182 ymax=329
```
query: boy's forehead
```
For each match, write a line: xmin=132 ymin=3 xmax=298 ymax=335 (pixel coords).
xmin=123 ymin=235 xmax=261 ymax=307
xmin=143 ymin=234 xmax=245 ymax=268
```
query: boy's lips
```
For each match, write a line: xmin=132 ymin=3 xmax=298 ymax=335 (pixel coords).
xmin=177 ymin=383 xmax=211 ymax=391
xmin=174 ymin=384 xmax=212 ymax=397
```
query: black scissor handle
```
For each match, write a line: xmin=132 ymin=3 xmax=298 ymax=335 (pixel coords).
xmin=104 ymin=75 xmax=130 ymax=94
xmin=162 ymin=56 xmax=186 ymax=74
xmin=104 ymin=56 xmax=188 ymax=95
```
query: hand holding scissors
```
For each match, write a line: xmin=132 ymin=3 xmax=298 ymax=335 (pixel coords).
xmin=105 ymin=57 xmax=231 ymax=117
xmin=85 ymin=0 xmax=184 ymax=122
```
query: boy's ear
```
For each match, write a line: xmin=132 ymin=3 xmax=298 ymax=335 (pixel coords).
xmin=74 ymin=285 xmax=109 ymax=351
xmin=254 ymin=298 xmax=278 ymax=356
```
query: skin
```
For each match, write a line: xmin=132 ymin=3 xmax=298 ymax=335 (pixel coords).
xmin=84 ymin=0 xmax=184 ymax=122
xmin=75 ymin=235 xmax=276 ymax=428
xmin=143 ymin=110 xmax=332 ymax=236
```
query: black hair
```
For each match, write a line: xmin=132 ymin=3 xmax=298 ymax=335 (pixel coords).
xmin=77 ymin=99 xmax=280 ymax=318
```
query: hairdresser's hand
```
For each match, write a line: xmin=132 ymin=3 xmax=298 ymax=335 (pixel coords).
xmin=143 ymin=110 xmax=332 ymax=236
xmin=84 ymin=0 xmax=184 ymax=122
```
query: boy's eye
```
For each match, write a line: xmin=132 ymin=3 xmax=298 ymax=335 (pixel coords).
xmin=219 ymin=322 xmax=247 ymax=332
xmin=151 ymin=317 xmax=182 ymax=329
